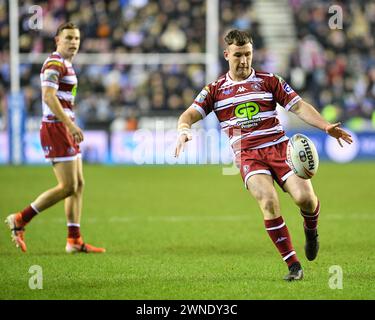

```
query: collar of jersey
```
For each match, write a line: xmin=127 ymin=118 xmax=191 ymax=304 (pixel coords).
xmin=226 ymin=68 xmax=255 ymax=84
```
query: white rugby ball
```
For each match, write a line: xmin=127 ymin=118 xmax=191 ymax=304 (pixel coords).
xmin=286 ymin=134 xmax=319 ymax=179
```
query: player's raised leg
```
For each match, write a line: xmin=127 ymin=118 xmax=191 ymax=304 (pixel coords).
xmin=63 ymin=157 xmax=105 ymax=253
xmin=247 ymin=174 xmax=303 ymax=281
xmin=284 ymin=175 xmax=320 ymax=261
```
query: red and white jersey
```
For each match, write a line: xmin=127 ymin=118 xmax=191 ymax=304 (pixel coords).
xmin=40 ymin=51 xmax=77 ymax=122
xmin=192 ymin=69 xmax=301 ymax=152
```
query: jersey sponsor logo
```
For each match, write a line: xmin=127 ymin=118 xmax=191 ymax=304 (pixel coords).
xmin=43 ymin=69 xmax=60 ymax=82
xmin=234 ymin=102 xmax=261 ymax=128
xmin=46 ymin=61 xmax=64 ymax=68
xmin=195 ymin=88 xmax=209 ymax=103
xmin=71 ymin=84 xmax=77 ymax=97
xmin=275 ymin=74 xmax=294 ymax=94
xmin=235 ymin=102 xmax=260 ymax=120
xmin=275 ymin=74 xmax=284 ymax=82
xmin=243 ymin=164 xmax=250 ymax=174
xmin=223 ymin=88 xmax=233 ymax=95
xmin=43 ymin=146 xmax=52 ymax=156
xmin=67 ymin=147 xmax=76 ymax=155
xmin=236 ymin=86 xmax=247 ymax=93
xmin=282 ymin=82 xmax=293 ymax=94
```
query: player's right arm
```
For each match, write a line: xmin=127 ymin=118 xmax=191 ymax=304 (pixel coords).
xmin=174 ymin=107 xmax=202 ymax=158
xmin=42 ymin=84 xmax=84 ymax=143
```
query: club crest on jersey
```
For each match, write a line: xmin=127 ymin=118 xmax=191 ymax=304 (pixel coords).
xmin=251 ymin=83 xmax=262 ymax=91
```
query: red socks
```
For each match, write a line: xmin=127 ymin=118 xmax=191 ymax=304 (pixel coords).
xmin=264 ymin=216 xmax=299 ymax=267
xmin=18 ymin=204 xmax=82 ymax=241
xmin=67 ymin=224 xmax=81 ymax=239
xmin=301 ymin=201 xmax=320 ymax=230
xmin=19 ymin=204 xmax=39 ymax=225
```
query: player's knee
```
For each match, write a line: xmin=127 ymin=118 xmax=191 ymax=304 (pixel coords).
xmin=60 ymin=182 xmax=78 ymax=197
xmin=294 ymin=192 xmax=316 ymax=212
xmin=260 ymin=198 xmax=279 ymax=216
xmin=77 ymin=178 xmax=85 ymax=190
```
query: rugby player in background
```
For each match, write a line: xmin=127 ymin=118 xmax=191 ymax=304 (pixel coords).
xmin=5 ymin=22 xmax=105 ymax=254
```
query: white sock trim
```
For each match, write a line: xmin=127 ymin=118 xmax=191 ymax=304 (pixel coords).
xmin=283 ymin=251 xmax=296 ymax=261
xmin=265 ymin=222 xmax=285 ymax=231
xmin=67 ymin=223 xmax=80 ymax=227
xmin=30 ymin=202 xmax=40 ymax=214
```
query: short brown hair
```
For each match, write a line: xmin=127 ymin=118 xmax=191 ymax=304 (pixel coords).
xmin=224 ymin=29 xmax=253 ymax=46
xmin=56 ymin=22 xmax=79 ymax=36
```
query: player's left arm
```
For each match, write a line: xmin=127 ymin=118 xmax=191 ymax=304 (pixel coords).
xmin=290 ymin=99 xmax=353 ymax=147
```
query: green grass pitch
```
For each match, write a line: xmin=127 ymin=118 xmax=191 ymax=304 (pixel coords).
xmin=0 ymin=163 xmax=374 ymax=300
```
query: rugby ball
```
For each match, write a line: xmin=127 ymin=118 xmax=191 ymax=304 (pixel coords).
xmin=286 ymin=134 xmax=319 ymax=179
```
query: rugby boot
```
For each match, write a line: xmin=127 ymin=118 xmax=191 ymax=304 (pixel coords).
xmin=304 ymin=227 xmax=319 ymax=261
xmin=66 ymin=236 xmax=106 ymax=253
xmin=5 ymin=213 xmax=27 ymax=252
xmin=284 ymin=262 xmax=303 ymax=281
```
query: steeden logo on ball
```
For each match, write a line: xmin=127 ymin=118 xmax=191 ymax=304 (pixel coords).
xmin=287 ymin=134 xmax=319 ymax=179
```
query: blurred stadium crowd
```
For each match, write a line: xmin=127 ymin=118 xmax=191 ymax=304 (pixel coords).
xmin=289 ymin=0 xmax=375 ymax=131
xmin=0 ymin=0 xmax=374 ymax=131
